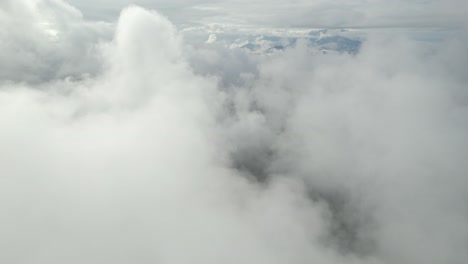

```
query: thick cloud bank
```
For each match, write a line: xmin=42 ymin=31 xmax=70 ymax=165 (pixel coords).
xmin=1 ymin=1 xmax=468 ymax=264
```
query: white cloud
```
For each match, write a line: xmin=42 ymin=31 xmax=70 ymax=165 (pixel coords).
xmin=0 ymin=0 xmax=113 ymax=83
xmin=1 ymin=1 xmax=468 ymax=264
xmin=67 ymin=0 xmax=468 ymax=28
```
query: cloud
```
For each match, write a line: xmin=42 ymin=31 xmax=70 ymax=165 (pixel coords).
xmin=1 ymin=1 xmax=468 ymax=264
xmin=0 ymin=0 xmax=112 ymax=84
xmin=67 ymin=0 xmax=468 ymax=28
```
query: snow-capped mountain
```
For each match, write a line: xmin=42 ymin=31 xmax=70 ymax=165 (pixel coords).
xmin=183 ymin=26 xmax=364 ymax=55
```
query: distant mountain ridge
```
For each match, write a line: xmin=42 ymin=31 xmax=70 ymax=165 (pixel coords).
xmin=205 ymin=30 xmax=363 ymax=54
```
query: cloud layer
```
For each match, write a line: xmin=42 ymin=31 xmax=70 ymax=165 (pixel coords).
xmin=67 ymin=0 xmax=468 ymax=28
xmin=1 ymin=1 xmax=468 ymax=264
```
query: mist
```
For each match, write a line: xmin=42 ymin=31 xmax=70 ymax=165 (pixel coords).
xmin=1 ymin=1 xmax=467 ymax=264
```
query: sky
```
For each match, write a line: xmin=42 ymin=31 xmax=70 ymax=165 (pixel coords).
xmin=66 ymin=0 xmax=468 ymax=28
xmin=1 ymin=1 xmax=468 ymax=264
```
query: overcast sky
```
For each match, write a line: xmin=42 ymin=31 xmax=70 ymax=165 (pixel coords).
xmin=66 ymin=0 xmax=468 ymax=28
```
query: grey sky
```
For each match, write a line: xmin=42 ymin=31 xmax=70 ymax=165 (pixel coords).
xmin=67 ymin=0 xmax=467 ymax=28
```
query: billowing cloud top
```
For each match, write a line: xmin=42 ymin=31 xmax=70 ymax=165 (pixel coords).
xmin=1 ymin=1 xmax=468 ymax=264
